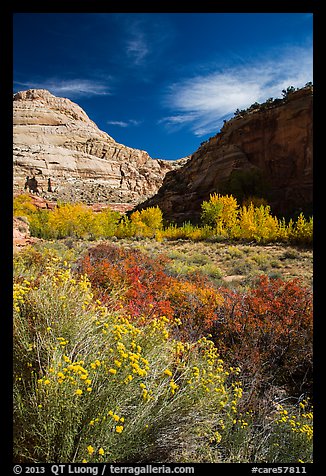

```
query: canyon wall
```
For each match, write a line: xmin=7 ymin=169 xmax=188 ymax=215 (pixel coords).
xmin=136 ymin=87 xmax=313 ymax=222
xmin=13 ymin=89 xmax=185 ymax=205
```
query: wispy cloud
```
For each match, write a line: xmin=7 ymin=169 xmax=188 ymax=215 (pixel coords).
xmin=115 ymin=14 xmax=174 ymax=69
xmin=161 ymin=46 xmax=313 ymax=137
xmin=107 ymin=119 xmax=142 ymax=128
xmin=126 ymin=32 xmax=149 ymax=66
xmin=14 ymin=78 xmax=112 ymax=98
xmin=116 ymin=15 xmax=151 ymax=67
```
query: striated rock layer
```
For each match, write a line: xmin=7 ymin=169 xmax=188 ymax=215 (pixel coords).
xmin=13 ymin=89 xmax=186 ymax=205
xmin=136 ymin=87 xmax=313 ymax=223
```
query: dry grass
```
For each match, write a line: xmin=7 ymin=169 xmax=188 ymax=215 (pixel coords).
xmin=116 ymin=239 xmax=312 ymax=290
xmin=27 ymin=237 xmax=312 ymax=291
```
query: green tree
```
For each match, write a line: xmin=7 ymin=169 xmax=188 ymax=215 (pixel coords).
xmin=282 ymin=86 xmax=296 ymax=98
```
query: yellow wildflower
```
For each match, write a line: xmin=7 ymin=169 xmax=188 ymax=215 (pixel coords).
xmin=124 ymin=375 xmax=133 ymax=384
xmin=115 ymin=425 xmax=123 ymax=433
xmin=169 ymin=380 xmax=179 ymax=394
xmin=163 ymin=369 xmax=173 ymax=377
xmin=75 ymin=389 xmax=83 ymax=396
xmin=87 ymin=445 xmax=94 ymax=455
xmin=98 ymin=448 xmax=105 ymax=456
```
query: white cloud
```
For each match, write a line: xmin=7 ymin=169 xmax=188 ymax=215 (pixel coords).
xmin=14 ymin=78 xmax=112 ymax=98
xmin=107 ymin=120 xmax=129 ymax=128
xmin=107 ymin=119 xmax=142 ymax=128
xmin=162 ymin=46 xmax=313 ymax=137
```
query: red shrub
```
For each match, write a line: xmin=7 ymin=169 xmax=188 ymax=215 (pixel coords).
xmin=78 ymin=244 xmax=174 ymax=318
xmin=212 ymin=276 xmax=313 ymax=396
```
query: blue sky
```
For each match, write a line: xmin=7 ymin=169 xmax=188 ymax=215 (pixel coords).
xmin=13 ymin=13 xmax=313 ymax=161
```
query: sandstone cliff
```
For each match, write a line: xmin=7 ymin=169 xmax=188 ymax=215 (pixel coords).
xmin=13 ymin=89 xmax=185 ymax=205
xmin=136 ymin=87 xmax=313 ymax=223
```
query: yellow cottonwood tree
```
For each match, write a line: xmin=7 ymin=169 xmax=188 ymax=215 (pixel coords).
xmin=201 ymin=193 xmax=239 ymax=236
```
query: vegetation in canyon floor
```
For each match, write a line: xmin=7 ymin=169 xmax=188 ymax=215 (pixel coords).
xmin=14 ymin=193 xmax=313 ymax=246
xmin=13 ymin=234 xmax=313 ymax=463
xmin=13 ymin=191 xmax=313 ymax=463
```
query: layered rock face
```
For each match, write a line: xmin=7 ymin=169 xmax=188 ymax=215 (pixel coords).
xmin=13 ymin=89 xmax=184 ymax=204
xmin=137 ymin=87 xmax=313 ymax=223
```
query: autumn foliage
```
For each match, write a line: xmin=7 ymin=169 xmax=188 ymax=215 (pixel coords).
xmin=14 ymin=193 xmax=313 ymax=245
xmin=78 ymin=244 xmax=313 ymax=398
xmin=13 ymin=240 xmax=313 ymax=463
xmin=13 ymin=187 xmax=314 ymax=463
xmin=78 ymin=244 xmax=223 ymax=340
xmin=201 ymin=193 xmax=313 ymax=244
xmin=210 ymin=276 xmax=313 ymax=398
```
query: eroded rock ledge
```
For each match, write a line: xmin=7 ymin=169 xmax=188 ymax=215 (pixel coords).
xmin=13 ymin=89 xmax=187 ymax=205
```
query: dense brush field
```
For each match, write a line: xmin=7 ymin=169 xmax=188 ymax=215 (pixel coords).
xmin=13 ymin=194 xmax=313 ymax=463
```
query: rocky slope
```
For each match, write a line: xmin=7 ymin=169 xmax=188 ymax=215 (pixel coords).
xmin=13 ymin=216 xmax=39 ymax=251
xmin=13 ymin=89 xmax=186 ymax=205
xmin=136 ymin=86 xmax=313 ymax=223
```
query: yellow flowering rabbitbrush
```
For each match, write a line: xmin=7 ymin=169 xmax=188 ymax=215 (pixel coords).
xmin=13 ymin=243 xmax=248 ymax=464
